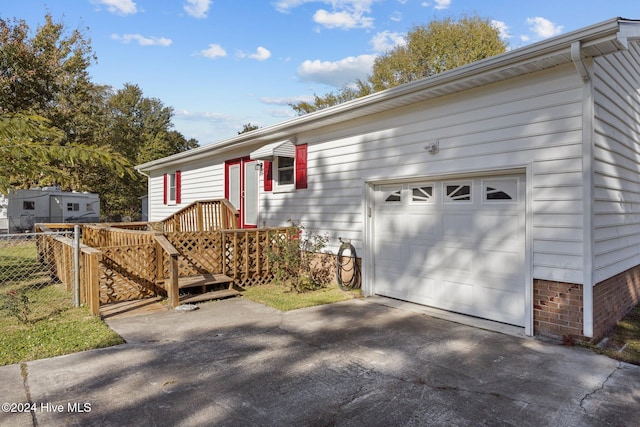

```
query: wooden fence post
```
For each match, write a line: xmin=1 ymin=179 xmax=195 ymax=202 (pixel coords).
xmin=88 ymin=251 xmax=101 ymax=316
xmin=153 ymin=235 xmax=181 ymax=307
xmin=168 ymin=254 xmax=179 ymax=307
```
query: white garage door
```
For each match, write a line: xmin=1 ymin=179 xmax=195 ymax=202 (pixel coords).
xmin=374 ymin=175 xmax=526 ymax=326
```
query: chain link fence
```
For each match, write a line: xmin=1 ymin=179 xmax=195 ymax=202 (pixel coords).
xmin=0 ymin=231 xmax=78 ymax=323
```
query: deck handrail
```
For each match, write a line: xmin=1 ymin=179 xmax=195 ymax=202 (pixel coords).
xmin=160 ymin=199 xmax=239 ymax=232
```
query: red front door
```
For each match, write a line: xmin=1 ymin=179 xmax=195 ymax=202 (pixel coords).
xmin=225 ymin=158 xmax=259 ymax=228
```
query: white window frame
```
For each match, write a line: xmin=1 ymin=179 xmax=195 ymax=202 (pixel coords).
xmin=274 ymin=156 xmax=295 ymax=192
xmin=167 ymin=172 xmax=177 ymax=204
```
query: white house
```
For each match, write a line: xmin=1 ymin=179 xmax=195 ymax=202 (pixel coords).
xmin=0 ymin=187 xmax=100 ymax=233
xmin=136 ymin=18 xmax=640 ymax=341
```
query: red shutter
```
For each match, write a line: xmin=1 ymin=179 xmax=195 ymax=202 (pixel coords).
xmin=295 ymin=144 xmax=307 ymax=189
xmin=163 ymin=174 xmax=168 ymax=204
xmin=175 ymin=170 xmax=182 ymax=204
xmin=264 ymin=161 xmax=272 ymax=192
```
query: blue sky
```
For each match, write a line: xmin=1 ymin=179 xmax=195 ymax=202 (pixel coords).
xmin=3 ymin=0 xmax=639 ymax=145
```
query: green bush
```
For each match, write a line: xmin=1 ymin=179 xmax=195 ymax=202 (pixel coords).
xmin=268 ymin=221 xmax=333 ymax=293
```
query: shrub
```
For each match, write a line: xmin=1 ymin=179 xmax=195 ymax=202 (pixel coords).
xmin=1 ymin=289 xmax=31 ymax=323
xmin=268 ymin=221 xmax=333 ymax=293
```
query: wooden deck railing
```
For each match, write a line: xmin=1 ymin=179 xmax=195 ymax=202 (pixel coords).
xmin=82 ymin=224 xmax=159 ymax=248
xmin=160 ymin=199 xmax=239 ymax=232
xmin=36 ymin=216 xmax=289 ymax=312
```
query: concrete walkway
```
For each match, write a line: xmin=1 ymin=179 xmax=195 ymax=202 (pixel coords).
xmin=1 ymin=297 xmax=639 ymax=426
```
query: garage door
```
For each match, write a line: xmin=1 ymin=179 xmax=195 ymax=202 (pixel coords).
xmin=373 ymin=175 xmax=525 ymax=326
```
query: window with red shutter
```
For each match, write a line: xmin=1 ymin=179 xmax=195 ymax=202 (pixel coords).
xmin=264 ymin=161 xmax=272 ymax=192
xmin=295 ymin=144 xmax=307 ymax=189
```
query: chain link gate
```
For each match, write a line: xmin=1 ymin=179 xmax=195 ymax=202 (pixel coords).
xmin=0 ymin=230 xmax=78 ymax=324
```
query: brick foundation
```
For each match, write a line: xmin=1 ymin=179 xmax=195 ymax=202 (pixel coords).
xmin=533 ymin=265 xmax=640 ymax=341
xmin=533 ymin=280 xmax=585 ymax=340
xmin=593 ymin=265 xmax=640 ymax=341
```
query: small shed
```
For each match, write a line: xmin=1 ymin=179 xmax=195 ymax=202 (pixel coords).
xmin=136 ymin=18 xmax=640 ymax=341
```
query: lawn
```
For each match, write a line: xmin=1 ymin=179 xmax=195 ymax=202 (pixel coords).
xmin=587 ymin=304 xmax=640 ymax=366
xmin=0 ymin=240 xmax=123 ymax=366
xmin=240 ymin=282 xmax=362 ymax=312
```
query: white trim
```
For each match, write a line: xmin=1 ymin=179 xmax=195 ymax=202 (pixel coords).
xmin=273 ymin=156 xmax=295 ymax=193
xmin=363 ymin=180 xmax=375 ymax=297
xmin=582 ymin=59 xmax=595 ymax=338
xmin=525 ymin=163 xmax=534 ymax=336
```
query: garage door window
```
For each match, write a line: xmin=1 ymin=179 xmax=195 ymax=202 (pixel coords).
xmin=445 ymin=182 xmax=471 ymax=202
xmin=484 ymin=179 xmax=517 ymax=202
xmin=384 ymin=189 xmax=402 ymax=203
xmin=411 ymin=186 xmax=433 ymax=203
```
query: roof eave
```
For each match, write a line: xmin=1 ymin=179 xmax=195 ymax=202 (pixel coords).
xmin=136 ymin=17 xmax=639 ymax=173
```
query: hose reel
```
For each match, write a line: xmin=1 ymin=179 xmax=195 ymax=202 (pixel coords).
xmin=336 ymin=238 xmax=361 ymax=291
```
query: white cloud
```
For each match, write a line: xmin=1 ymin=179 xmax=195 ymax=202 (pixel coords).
xmin=184 ymin=0 xmax=212 ymax=18
xmin=491 ymin=20 xmax=510 ymax=40
xmin=434 ymin=0 xmax=450 ymax=9
xmin=238 ymin=46 xmax=272 ymax=61
xmin=93 ymin=0 xmax=137 ymax=15
xmin=526 ymin=17 xmax=563 ymax=39
xmin=264 ymin=108 xmax=297 ymax=119
xmin=297 ymin=54 xmax=377 ymax=87
xmin=175 ymin=110 xmax=232 ymax=121
xmin=313 ymin=9 xmax=374 ymax=29
xmin=259 ymin=95 xmax=315 ymax=105
xmin=370 ymin=31 xmax=406 ymax=53
xmin=111 ymin=34 xmax=172 ymax=46
xmin=274 ymin=0 xmax=376 ymax=30
xmin=389 ymin=11 xmax=402 ymax=23
xmin=200 ymin=44 xmax=227 ymax=59
xmin=273 ymin=0 xmax=307 ymax=13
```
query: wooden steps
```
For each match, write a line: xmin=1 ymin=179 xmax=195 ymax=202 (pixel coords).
xmin=180 ymin=289 xmax=239 ymax=304
xmin=178 ymin=273 xmax=233 ymax=289
xmin=175 ymin=273 xmax=239 ymax=304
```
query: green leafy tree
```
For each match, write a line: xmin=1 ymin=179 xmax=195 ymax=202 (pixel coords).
xmin=86 ymin=84 xmax=198 ymax=219
xmin=290 ymin=15 xmax=507 ymax=115
xmin=0 ymin=113 xmax=132 ymax=194
xmin=1 ymin=14 xmax=197 ymax=217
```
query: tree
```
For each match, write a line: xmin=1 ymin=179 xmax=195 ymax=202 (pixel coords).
xmin=291 ymin=15 xmax=507 ymax=114
xmin=238 ymin=123 xmax=260 ymax=134
xmin=87 ymin=84 xmax=199 ymax=219
xmin=0 ymin=15 xmax=96 ymax=121
xmin=0 ymin=14 xmax=198 ymax=218
xmin=0 ymin=113 xmax=132 ymax=195
xmin=289 ymin=80 xmax=372 ymax=116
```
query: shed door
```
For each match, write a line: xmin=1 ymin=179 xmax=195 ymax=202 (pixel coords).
xmin=373 ymin=175 xmax=526 ymax=326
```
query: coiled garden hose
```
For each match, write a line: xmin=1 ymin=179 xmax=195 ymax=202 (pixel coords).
xmin=336 ymin=238 xmax=361 ymax=291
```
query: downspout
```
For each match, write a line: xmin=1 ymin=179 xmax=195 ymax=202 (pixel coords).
xmin=572 ymin=40 xmax=594 ymax=338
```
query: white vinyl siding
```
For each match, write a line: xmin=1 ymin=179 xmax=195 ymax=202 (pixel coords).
xmin=259 ymin=64 xmax=586 ymax=282
xmin=592 ymin=41 xmax=640 ymax=283
xmin=147 ymin=160 xmax=225 ymax=222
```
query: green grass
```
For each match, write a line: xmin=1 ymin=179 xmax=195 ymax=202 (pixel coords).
xmin=0 ymin=241 xmax=124 ymax=366
xmin=240 ymin=282 xmax=362 ymax=312
xmin=0 ymin=285 xmax=124 ymax=366
xmin=586 ymin=304 xmax=640 ymax=366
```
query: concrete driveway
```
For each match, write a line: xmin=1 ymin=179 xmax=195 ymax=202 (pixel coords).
xmin=1 ymin=297 xmax=639 ymax=426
